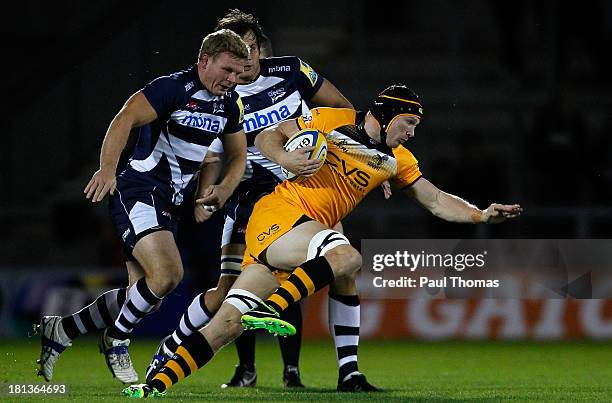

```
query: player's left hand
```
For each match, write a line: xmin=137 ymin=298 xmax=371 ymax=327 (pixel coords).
xmin=481 ymin=203 xmax=523 ymax=224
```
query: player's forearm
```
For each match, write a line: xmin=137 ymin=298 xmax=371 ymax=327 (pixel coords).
xmin=430 ymin=190 xmax=484 ymax=224
xmin=255 ymin=129 xmax=288 ymax=165
xmin=217 ymin=150 xmax=245 ymax=194
xmin=195 ymin=160 xmax=222 ymax=198
xmin=98 ymin=113 xmax=134 ymax=172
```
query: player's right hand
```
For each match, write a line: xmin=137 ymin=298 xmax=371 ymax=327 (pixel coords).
xmin=84 ymin=168 xmax=116 ymax=202
xmin=280 ymin=146 xmax=323 ymax=178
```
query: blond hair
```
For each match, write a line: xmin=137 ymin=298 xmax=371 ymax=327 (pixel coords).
xmin=198 ymin=29 xmax=249 ymax=61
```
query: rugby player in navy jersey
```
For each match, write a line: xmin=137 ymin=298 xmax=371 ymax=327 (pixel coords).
xmin=145 ymin=9 xmax=379 ymax=392
xmin=36 ymin=30 xmax=249 ymax=384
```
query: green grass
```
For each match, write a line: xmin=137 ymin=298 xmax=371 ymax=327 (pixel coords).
xmin=1 ymin=338 xmax=612 ymax=401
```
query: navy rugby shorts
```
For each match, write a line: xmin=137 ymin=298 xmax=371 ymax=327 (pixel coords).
xmin=109 ymin=177 xmax=178 ymax=260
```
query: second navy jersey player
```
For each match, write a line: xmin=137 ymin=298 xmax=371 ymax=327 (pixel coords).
xmin=210 ymin=56 xmax=323 ymax=191
xmin=201 ymin=55 xmax=337 ymax=277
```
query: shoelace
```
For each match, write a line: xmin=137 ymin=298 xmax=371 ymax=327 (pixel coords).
xmin=118 ymin=353 xmax=132 ymax=369
xmin=109 ymin=346 xmax=132 ymax=369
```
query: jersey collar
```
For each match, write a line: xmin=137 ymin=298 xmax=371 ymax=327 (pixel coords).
xmin=355 ymin=111 xmax=394 ymax=155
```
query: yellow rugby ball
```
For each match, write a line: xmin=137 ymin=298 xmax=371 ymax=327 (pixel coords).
xmin=281 ymin=129 xmax=327 ymax=182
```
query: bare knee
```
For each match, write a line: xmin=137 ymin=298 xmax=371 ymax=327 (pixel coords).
xmin=146 ymin=263 xmax=184 ymax=296
xmin=324 ymin=245 xmax=362 ymax=278
xmin=214 ymin=316 xmax=244 ymax=346
xmin=203 ymin=304 xmax=244 ymax=350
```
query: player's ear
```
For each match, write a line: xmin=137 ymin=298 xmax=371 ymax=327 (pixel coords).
xmin=199 ymin=54 xmax=209 ymax=69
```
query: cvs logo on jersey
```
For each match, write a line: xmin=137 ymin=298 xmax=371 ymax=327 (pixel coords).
xmin=244 ymin=105 xmax=291 ymax=132
xmin=257 ymin=223 xmax=280 ymax=242
xmin=326 ymin=151 xmax=371 ymax=188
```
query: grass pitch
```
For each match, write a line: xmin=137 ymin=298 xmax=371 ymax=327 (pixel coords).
xmin=1 ymin=338 xmax=611 ymax=401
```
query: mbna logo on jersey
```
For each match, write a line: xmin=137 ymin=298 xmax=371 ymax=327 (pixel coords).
xmin=181 ymin=113 xmax=223 ymax=133
xmin=244 ymin=105 xmax=291 ymax=132
xmin=268 ymin=65 xmax=290 ymax=73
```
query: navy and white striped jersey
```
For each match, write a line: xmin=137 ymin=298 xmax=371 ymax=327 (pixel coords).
xmin=122 ymin=64 xmax=244 ymax=205
xmin=209 ymin=56 xmax=323 ymax=189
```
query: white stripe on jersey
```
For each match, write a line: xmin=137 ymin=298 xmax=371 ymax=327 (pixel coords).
xmin=208 ymin=137 xmax=224 ymax=153
xmin=167 ymin=133 xmax=207 ymax=161
xmin=130 ymin=133 xmax=197 ymax=202
xmin=130 ymin=139 xmax=165 ymax=172
xmin=236 ymin=76 xmax=284 ymax=97
xmin=191 ymin=90 xmax=222 ymax=102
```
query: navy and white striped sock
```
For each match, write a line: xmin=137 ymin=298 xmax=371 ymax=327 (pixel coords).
xmin=165 ymin=293 xmax=213 ymax=353
xmin=61 ymin=288 xmax=126 ymax=340
xmin=220 ymin=254 xmax=243 ymax=277
xmin=107 ymin=278 xmax=161 ymax=340
xmin=328 ymin=293 xmax=361 ymax=382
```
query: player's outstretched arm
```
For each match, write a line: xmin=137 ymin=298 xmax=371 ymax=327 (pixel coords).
xmin=84 ymin=92 xmax=157 ymax=202
xmin=197 ymin=130 xmax=246 ymax=212
xmin=255 ymin=119 xmax=322 ymax=177
xmin=404 ymin=177 xmax=522 ymax=224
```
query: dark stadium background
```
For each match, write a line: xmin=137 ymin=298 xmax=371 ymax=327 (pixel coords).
xmin=1 ymin=1 xmax=611 ymax=341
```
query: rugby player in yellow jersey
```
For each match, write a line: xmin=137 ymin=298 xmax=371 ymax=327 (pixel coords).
xmin=123 ymin=85 xmax=522 ymax=398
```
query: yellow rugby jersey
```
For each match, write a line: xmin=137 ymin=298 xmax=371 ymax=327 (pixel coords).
xmin=272 ymin=108 xmax=422 ymax=226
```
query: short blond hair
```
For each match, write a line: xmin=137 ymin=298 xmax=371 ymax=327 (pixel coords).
xmin=198 ymin=29 xmax=249 ymax=61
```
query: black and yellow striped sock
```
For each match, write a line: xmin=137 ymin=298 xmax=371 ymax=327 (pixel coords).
xmin=267 ymin=256 xmax=335 ymax=312
xmin=149 ymin=331 xmax=214 ymax=393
